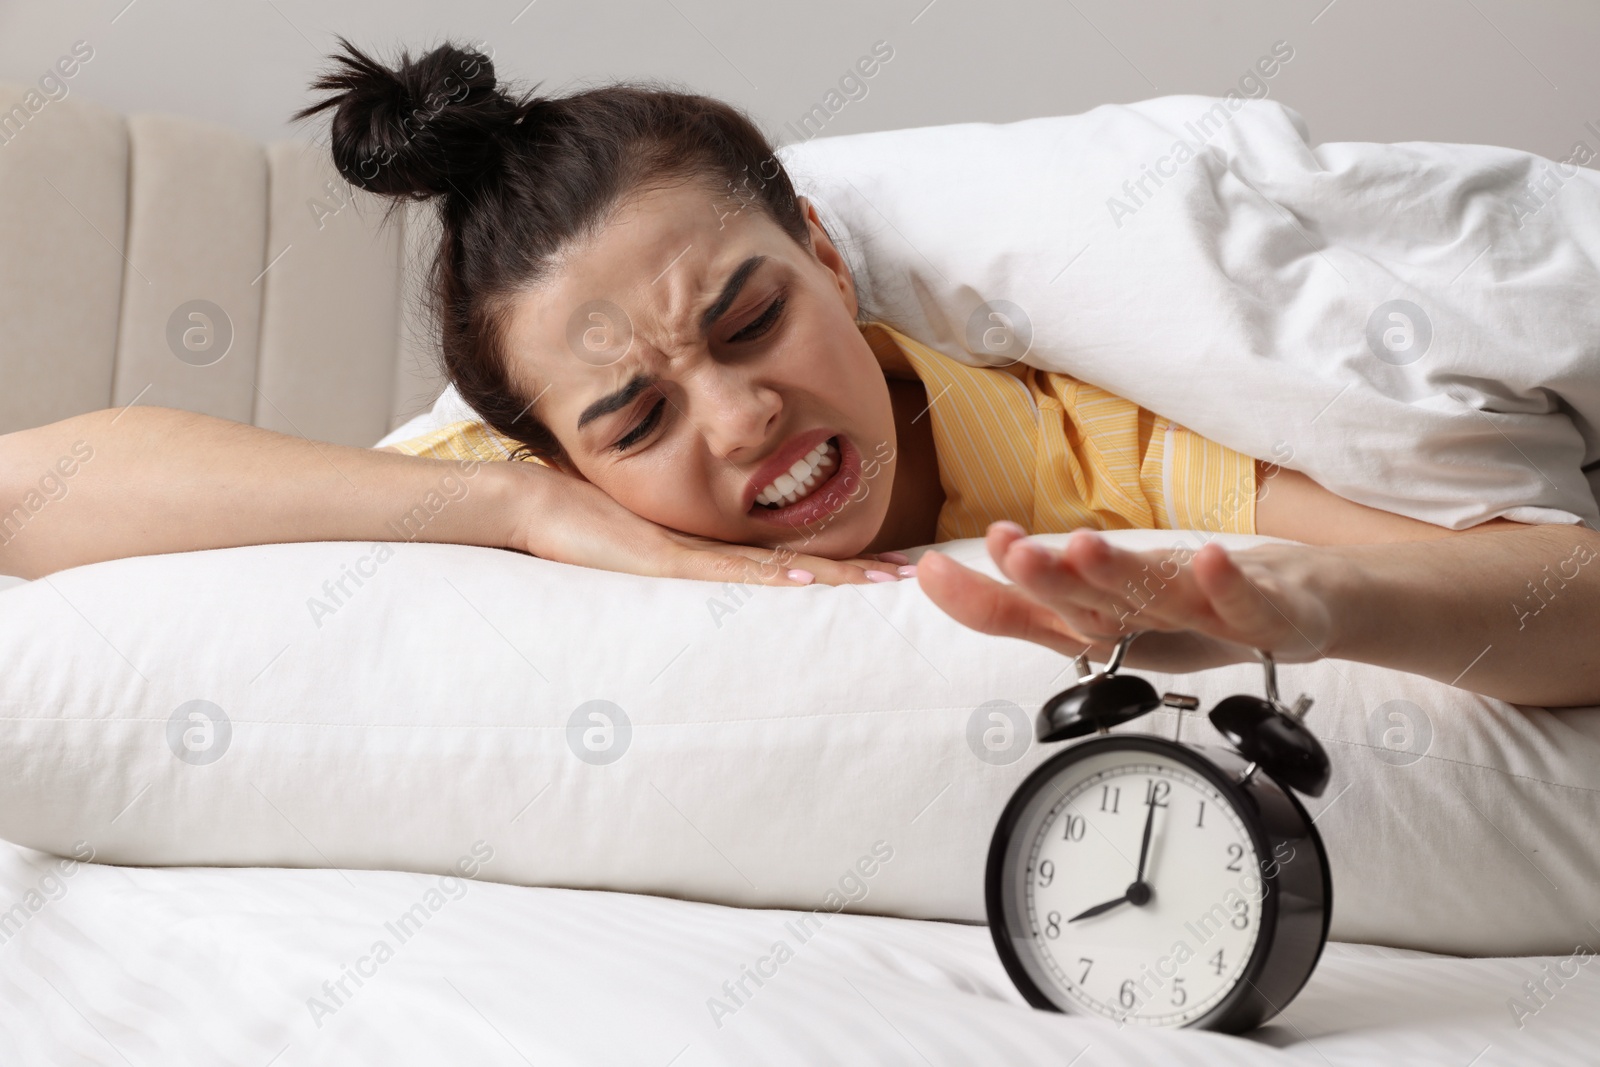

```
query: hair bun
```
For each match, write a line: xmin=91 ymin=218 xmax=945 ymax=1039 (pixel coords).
xmin=295 ymin=36 xmax=522 ymax=199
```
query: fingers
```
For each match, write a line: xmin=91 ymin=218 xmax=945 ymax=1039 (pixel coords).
xmin=910 ymin=525 xmax=1311 ymax=671
xmin=681 ymin=543 xmax=912 ymax=587
xmin=819 ymin=555 xmax=915 ymax=586
xmin=980 ymin=526 xmax=1237 ymax=646
xmin=1188 ymin=541 xmax=1274 ymax=635
xmin=1035 ymin=532 xmax=1283 ymax=650
xmin=915 ymin=548 xmax=1094 ymax=659
xmin=986 ymin=521 xmax=1030 ymax=571
xmin=994 ymin=529 xmax=1150 ymax=638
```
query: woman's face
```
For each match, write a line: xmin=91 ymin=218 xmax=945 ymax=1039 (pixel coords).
xmin=499 ymin=178 xmax=899 ymax=560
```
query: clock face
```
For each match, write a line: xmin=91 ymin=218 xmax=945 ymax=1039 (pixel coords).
xmin=1000 ymin=746 xmax=1271 ymax=1027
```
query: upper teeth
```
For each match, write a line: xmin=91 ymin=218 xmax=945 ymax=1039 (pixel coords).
xmin=756 ymin=438 xmax=838 ymax=507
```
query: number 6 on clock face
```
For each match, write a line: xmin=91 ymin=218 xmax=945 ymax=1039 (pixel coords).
xmin=985 ymin=736 xmax=1330 ymax=1033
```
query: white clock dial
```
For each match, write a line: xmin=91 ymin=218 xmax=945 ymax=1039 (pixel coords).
xmin=1019 ymin=749 xmax=1266 ymax=1026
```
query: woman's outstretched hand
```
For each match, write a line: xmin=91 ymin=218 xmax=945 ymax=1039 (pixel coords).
xmin=914 ymin=521 xmax=1341 ymax=674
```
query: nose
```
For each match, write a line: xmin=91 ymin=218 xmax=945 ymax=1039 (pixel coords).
xmin=688 ymin=362 xmax=783 ymax=460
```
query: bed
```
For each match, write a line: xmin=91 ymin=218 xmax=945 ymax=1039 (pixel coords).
xmin=3 ymin=83 xmax=1600 ymax=1063
xmin=2 ymin=830 xmax=1593 ymax=1065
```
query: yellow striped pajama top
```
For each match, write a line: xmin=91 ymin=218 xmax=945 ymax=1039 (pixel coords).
xmin=382 ymin=319 xmax=1257 ymax=540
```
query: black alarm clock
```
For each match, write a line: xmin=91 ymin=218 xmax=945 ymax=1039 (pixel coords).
xmin=985 ymin=634 xmax=1332 ymax=1033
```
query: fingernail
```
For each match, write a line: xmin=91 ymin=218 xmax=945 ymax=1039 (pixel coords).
xmin=787 ymin=569 xmax=815 ymax=585
xmin=897 ymin=564 xmax=918 ymax=578
xmin=877 ymin=551 xmax=911 ymax=564
xmin=864 ymin=569 xmax=898 ymax=582
xmin=994 ymin=520 xmax=1027 ymax=537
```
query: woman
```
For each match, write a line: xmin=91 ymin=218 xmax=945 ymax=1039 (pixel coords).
xmin=1 ymin=39 xmax=1595 ymax=707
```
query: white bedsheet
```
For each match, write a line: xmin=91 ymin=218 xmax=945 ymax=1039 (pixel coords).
xmin=1 ymin=836 xmax=1593 ymax=1066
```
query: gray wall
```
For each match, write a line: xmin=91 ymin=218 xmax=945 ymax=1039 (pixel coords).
xmin=2 ymin=0 xmax=1598 ymax=161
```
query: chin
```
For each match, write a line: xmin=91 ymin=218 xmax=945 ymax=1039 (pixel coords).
xmin=792 ymin=530 xmax=869 ymax=561
xmin=786 ymin=507 xmax=887 ymax=560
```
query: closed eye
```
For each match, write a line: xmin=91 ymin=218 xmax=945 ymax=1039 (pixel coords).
xmin=730 ymin=293 xmax=786 ymax=343
xmin=612 ymin=397 xmax=665 ymax=453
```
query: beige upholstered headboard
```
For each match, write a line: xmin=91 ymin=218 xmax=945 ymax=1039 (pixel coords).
xmin=0 ymin=82 xmax=445 ymax=446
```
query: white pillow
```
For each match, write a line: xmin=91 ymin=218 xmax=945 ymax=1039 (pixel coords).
xmin=1 ymin=528 xmax=1595 ymax=956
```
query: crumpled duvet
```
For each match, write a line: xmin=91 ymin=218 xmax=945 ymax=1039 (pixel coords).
xmin=779 ymin=94 xmax=1600 ymax=529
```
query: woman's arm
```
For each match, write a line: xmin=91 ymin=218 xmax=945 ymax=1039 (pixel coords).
xmin=916 ymin=461 xmax=1600 ymax=708
xmin=0 ymin=406 xmax=897 ymax=586
xmin=1253 ymin=461 xmax=1599 ymax=704
xmin=1253 ymin=460 xmax=1526 ymax=543
xmin=918 ymin=522 xmax=1600 ymax=707
xmin=1315 ymin=522 xmax=1598 ymax=706
xmin=1249 ymin=460 xmax=1598 ymax=705
xmin=0 ymin=406 xmax=534 ymax=580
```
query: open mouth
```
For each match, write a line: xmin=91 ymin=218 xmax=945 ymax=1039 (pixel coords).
xmin=749 ymin=435 xmax=858 ymax=526
xmin=753 ymin=435 xmax=839 ymax=508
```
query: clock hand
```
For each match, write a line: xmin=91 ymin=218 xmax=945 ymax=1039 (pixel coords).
xmin=1069 ymin=793 xmax=1162 ymax=926
xmin=1135 ymin=791 xmax=1158 ymax=884
xmin=1068 ymin=893 xmax=1130 ymax=923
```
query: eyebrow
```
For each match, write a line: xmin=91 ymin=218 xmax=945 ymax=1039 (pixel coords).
xmin=575 ymin=254 xmax=769 ymax=434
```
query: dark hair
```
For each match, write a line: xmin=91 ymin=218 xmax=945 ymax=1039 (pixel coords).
xmin=294 ymin=36 xmax=819 ymax=465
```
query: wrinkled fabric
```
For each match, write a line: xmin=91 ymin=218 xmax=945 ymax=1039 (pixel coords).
xmin=780 ymin=94 xmax=1600 ymax=529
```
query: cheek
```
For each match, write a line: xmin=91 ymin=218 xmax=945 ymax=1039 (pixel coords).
xmin=810 ymin=339 xmax=880 ymax=411
xmin=833 ymin=361 xmax=896 ymax=451
xmin=595 ymin=450 xmax=738 ymax=534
